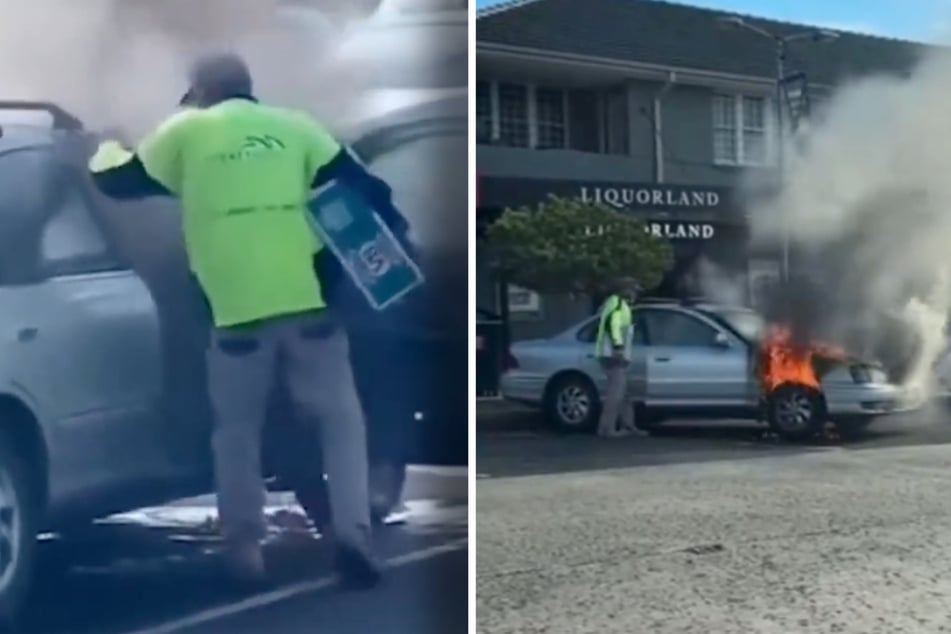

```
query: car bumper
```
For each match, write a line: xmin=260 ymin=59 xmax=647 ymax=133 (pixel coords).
xmin=825 ymin=382 xmax=924 ymax=416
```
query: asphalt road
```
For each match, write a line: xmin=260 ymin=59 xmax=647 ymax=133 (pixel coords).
xmin=477 ymin=405 xmax=951 ymax=633
xmin=17 ymin=466 xmax=467 ymax=634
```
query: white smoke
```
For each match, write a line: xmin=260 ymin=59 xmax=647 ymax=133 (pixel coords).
xmin=746 ymin=46 xmax=951 ymax=392
xmin=0 ymin=0 xmax=384 ymax=138
xmin=690 ymin=258 xmax=749 ymax=306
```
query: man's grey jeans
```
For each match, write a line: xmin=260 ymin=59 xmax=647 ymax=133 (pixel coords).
xmin=598 ymin=356 xmax=634 ymax=437
xmin=207 ymin=309 xmax=370 ymax=548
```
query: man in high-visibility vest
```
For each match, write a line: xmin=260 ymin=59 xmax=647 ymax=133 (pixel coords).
xmin=594 ymin=280 xmax=639 ymax=437
xmin=88 ymin=52 xmax=408 ymax=589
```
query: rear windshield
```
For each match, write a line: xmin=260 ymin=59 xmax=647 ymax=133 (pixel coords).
xmin=704 ymin=308 xmax=765 ymax=342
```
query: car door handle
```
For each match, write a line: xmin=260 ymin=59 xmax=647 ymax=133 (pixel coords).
xmin=653 ymin=356 xmax=670 ymax=362
xmin=17 ymin=327 xmax=38 ymax=342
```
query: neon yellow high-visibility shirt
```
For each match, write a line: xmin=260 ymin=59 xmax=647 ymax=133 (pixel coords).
xmin=137 ymin=99 xmax=341 ymax=327
xmin=595 ymin=294 xmax=633 ymax=357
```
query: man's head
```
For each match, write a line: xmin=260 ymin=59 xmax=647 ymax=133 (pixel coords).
xmin=180 ymin=52 xmax=253 ymax=108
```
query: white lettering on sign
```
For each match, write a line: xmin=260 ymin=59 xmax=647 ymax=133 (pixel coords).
xmin=580 ymin=186 xmax=721 ymax=209
xmin=645 ymin=222 xmax=716 ymax=240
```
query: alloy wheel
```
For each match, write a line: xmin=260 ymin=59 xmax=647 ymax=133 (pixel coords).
xmin=556 ymin=385 xmax=591 ymax=426
xmin=0 ymin=468 xmax=20 ymax=593
xmin=775 ymin=391 xmax=814 ymax=431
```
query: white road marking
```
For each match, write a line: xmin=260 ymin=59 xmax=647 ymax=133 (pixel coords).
xmin=406 ymin=465 xmax=468 ymax=476
xmin=116 ymin=538 xmax=467 ymax=634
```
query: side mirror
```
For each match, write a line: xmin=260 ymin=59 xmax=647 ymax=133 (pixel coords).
xmin=713 ymin=332 xmax=732 ymax=349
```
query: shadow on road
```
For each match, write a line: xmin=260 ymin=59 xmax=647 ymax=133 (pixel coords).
xmin=477 ymin=411 xmax=951 ymax=480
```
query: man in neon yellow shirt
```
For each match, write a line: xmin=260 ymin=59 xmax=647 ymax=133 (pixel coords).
xmin=594 ymin=280 xmax=639 ymax=438
xmin=89 ymin=53 xmax=406 ymax=588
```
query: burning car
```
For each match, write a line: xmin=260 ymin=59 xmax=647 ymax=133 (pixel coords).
xmin=500 ymin=300 xmax=923 ymax=439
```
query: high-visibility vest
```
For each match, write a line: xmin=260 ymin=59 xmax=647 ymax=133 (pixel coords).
xmin=594 ymin=294 xmax=634 ymax=361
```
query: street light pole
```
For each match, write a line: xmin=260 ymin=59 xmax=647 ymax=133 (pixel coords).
xmin=775 ymin=38 xmax=789 ymax=282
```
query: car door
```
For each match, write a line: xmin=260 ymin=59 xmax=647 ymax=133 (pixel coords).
xmin=576 ymin=311 xmax=648 ymax=401
xmin=576 ymin=317 xmax=606 ymax=392
xmin=640 ymin=307 xmax=749 ymax=408
xmin=0 ymin=147 xmax=167 ymax=496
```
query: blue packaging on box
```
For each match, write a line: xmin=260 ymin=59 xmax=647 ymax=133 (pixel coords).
xmin=307 ymin=183 xmax=424 ymax=311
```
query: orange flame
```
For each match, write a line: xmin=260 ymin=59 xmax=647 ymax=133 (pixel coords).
xmin=759 ymin=324 xmax=820 ymax=393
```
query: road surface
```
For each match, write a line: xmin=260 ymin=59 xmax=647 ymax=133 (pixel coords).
xmin=19 ymin=466 xmax=467 ymax=634
xmin=477 ymin=409 xmax=951 ymax=633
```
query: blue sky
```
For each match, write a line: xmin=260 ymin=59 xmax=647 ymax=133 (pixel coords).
xmin=475 ymin=0 xmax=951 ymax=42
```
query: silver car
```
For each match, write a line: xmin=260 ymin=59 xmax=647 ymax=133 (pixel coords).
xmin=501 ymin=301 xmax=922 ymax=437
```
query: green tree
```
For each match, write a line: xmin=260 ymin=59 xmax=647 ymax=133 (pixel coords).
xmin=485 ymin=196 xmax=673 ymax=298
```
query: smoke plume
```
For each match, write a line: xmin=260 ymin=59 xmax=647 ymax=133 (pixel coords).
xmin=0 ymin=0 xmax=383 ymax=138
xmin=746 ymin=46 xmax=951 ymax=390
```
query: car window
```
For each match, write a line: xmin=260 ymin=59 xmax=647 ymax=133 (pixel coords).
xmin=0 ymin=147 xmax=58 ymax=283
xmin=577 ymin=318 xmax=599 ymax=343
xmin=39 ymin=168 xmax=121 ymax=276
xmin=709 ymin=308 xmax=765 ymax=342
xmin=0 ymin=147 xmax=55 ymax=218
xmin=642 ymin=309 xmax=719 ymax=347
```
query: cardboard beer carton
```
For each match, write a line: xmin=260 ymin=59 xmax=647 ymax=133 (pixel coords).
xmin=307 ymin=183 xmax=424 ymax=311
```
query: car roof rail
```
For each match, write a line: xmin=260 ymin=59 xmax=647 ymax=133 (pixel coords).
xmin=0 ymin=101 xmax=83 ymax=132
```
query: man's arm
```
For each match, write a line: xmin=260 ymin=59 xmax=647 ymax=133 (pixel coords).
xmin=88 ymin=111 xmax=188 ymax=201
xmin=301 ymin=115 xmax=410 ymax=237
xmin=88 ymin=141 xmax=174 ymax=200
xmin=608 ymin=310 xmax=625 ymax=349
xmin=311 ymin=149 xmax=409 ymax=235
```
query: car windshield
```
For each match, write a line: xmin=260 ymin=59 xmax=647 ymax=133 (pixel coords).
xmin=705 ymin=308 xmax=765 ymax=342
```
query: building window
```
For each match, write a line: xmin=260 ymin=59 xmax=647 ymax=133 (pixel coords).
xmin=476 ymin=80 xmax=492 ymax=143
xmin=478 ymin=81 xmax=570 ymax=149
xmin=497 ymin=83 xmax=530 ymax=147
xmin=713 ymin=93 xmax=770 ymax=166
xmin=535 ymin=87 xmax=566 ymax=149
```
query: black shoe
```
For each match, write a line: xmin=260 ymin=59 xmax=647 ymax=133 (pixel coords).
xmin=334 ymin=542 xmax=382 ymax=590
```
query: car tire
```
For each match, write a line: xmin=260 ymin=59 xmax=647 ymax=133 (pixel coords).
xmin=0 ymin=433 xmax=40 ymax=625
xmin=767 ymin=383 xmax=826 ymax=442
xmin=544 ymin=374 xmax=599 ymax=433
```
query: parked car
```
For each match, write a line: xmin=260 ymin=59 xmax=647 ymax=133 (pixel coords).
xmin=500 ymin=300 xmax=922 ymax=438
xmin=0 ymin=94 xmax=464 ymax=620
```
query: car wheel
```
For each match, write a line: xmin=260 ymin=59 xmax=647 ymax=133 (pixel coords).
xmin=767 ymin=383 xmax=826 ymax=442
xmin=0 ymin=435 xmax=40 ymax=624
xmin=370 ymin=460 xmax=407 ymax=525
xmin=544 ymin=374 xmax=599 ymax=433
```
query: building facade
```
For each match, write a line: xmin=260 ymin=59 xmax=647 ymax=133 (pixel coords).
xmin=476 ymin=0 xmax=923 ymax=341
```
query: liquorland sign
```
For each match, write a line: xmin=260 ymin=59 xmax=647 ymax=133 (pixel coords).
xmin=477 ymin=176 xmax=731 ymax=240
xmin=580 ymin=185 xmax=721 ymax=210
